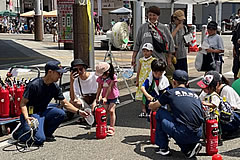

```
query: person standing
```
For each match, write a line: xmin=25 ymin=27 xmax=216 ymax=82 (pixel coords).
xmin=95 ymin=62 xmax=119 ymax=136
xmin=200 ymin=21 xmax=224 ymax=73
xmin=169 ymin=10 xmax=189 ymax=73
xmin=135 ymin=43 xmax=156 ymax=118
xmin=232 ymin=15 xmax=240 ymax=80
xmin=131 ymin=6 xmax=175 ymax=85
xmin=12 ymin=60 xmax=89 ymax=145
xmin=149 ymin=70 xmax=204 ymax=158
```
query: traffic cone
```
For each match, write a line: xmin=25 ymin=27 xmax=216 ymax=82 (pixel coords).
xmin=189 ymin=25 xmax=199 ymax=52
xmin=212 ymin=154 xmax=222 ymax=160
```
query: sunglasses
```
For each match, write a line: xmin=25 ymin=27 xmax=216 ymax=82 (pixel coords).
xmin=72 ymin=67 xmax=84 ymax=72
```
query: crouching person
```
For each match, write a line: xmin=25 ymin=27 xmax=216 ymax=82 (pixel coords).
xmin=12 ymin=61 xmax=89 ymax=145
xmin=149 ymin=70 xmax=204 ymax=158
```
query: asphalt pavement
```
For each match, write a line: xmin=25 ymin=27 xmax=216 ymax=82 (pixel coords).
xmin=0 ymin=33 xmax=239 ymax=160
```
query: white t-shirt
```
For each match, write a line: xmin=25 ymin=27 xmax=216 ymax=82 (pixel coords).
xmin=220 ymin=85 xmax=240 ymax=109
xmin=73 ymin=72 xmax=98 ymax=98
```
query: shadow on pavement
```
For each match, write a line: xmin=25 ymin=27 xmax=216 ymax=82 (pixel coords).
xmin=55 ymin=132 xmax=96 ymax=141
xmin=121 ymin=135 xmax=189 ymax=160
xmin=221 ymin=148 xmax=240 ymax=158
xmin=0 ymin=39 xmax=55 ymax=69
xmin=116 ymin=99 xmax=149 ymax=129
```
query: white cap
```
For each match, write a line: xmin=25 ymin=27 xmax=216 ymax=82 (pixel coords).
xmin=142 ymin=43 xmax=153 ymax=51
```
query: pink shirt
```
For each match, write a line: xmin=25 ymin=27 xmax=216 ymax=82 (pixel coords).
xmin=96 ymin=75 xmax=119 ymax=99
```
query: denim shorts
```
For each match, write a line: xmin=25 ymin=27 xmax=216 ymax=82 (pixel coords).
xmin=106 ymin=98 xmax=119 ymax=105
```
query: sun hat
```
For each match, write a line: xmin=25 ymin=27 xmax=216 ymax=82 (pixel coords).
xmin=95 ymin=62 xmax=110 ymax=76
xmin=71 ymin=59 xmax=88 ymax=68
xmin=84 ymin=108 xmax=94 ymax=125
xmin=173 ymin=10 xmax=186 ymax=21
xmin=207 ymin=21 xmax=218 ymax=30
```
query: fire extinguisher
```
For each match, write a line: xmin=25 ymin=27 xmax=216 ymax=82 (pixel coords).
xmin=95 ymin=104 xmax=107 ymax=139
xmin=0 ymin=86 xmax=10 ymax=117
xmin=7 ymin=84 xmax=16 ymax=117
xmin=206 ymin=118 xmax=219 ymax=156
xmin=14 ymin=84 xmax=24 ymax=116
xmin=150 ymin=111 xmax=156 ymax=144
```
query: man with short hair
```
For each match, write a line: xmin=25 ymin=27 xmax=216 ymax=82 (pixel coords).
xmin=13 ymin=60 xmax=89 ymax=145
xmin=149 ymin=70 xmax=204 ymax=159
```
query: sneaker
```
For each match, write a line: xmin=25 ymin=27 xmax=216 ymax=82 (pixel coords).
xmin=185 ymin=143 xmax=202 ymax=159
xmin=46 ymin=135 xmax=56 ymax=142
xmin=155 ymin=147 xmax=171 ymax=156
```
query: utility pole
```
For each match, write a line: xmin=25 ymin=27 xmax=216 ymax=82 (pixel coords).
xmin=73 ymin=0 xmax=89 ymax=65
xmin=34 ymin=0 xmax=43 ymax=41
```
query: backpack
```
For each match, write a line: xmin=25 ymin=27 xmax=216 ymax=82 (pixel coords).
xmin=219 ymin=97 xmax=234 ymax=124
xmin=208 ymin=92 xmax=234 ymax=124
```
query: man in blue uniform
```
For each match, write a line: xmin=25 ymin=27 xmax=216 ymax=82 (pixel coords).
xmin=13 ymin=60 xmax=89 ymax=145
xmin=149 ymin=70 xmax=204 ymax=159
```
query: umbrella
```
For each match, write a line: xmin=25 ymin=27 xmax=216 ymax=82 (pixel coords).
xmin=109 ymin=7 xmax=132 ymax=15
xmin=20 ymin=10 xmax=49 ymax=17
xmin=44 ymin=10 xmax=57 ymax=17
xmin=0 ymin=10 xmax=17 ymax=17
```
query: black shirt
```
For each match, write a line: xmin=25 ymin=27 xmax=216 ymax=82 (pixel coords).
xmin=159 ymin=87 xmax=204 ymax=130
xmin=23 ymin=77 xmax=64 ymax=113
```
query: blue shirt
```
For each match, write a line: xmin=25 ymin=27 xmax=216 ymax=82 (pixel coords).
xmin=23 ymin=77 xmax=64 ymax=113
xmin=159 ymin=87 xmax=204 ymax=130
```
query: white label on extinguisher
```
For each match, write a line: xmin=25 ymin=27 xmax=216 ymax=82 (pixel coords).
xmin=1 ymin=99 xmax=4 ymax=103
xmin=211 ymin=123 xmax=218 ymax=127
xmin=101 ymin=110 xmax=106 ymax=114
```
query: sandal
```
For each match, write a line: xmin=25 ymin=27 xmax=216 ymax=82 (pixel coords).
xmin=138 ymin=112 xmax=147 ymax=118
xmin=107 ymin=127 xmax=115 ymax=136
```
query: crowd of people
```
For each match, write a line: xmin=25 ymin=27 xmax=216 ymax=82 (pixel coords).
xmin=9 ymin=5 xmax=240 ymax=159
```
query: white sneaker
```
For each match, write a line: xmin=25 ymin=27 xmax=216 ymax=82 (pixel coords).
xmin=155 ymin=147 xmax=171 ymax=156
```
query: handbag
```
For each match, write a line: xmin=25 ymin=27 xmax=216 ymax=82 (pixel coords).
xmin=195 ymin=51 xmax=203 ymax=71
xmin=77 ymin=78 xmax=96 ymax=105
xmin=149 ymin=23 xmax=168 ymax=53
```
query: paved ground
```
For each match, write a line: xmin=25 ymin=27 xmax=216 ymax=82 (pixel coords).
xmin=0 ymin=33 xmax=239 ymax=160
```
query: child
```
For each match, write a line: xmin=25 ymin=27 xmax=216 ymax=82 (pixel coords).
xmin=197 ymin=71 xmax=223 ymax=145
xmin=200 ymin=21 xmax=224 ymax=73
xmin=95 ymin=62 xmax=119 ymax=136
xmin=141 ymin=59 xmax=170 ymax=115
xmin=136 ymin=43 xmax=156 ymax=118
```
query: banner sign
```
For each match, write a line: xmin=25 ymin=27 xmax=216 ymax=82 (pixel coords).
xmin=57 ymin=0 xmax=74 ymax=43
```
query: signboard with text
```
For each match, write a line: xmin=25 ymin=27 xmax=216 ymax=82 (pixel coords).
xmin=57 ymin=0 xmax=74 ymax=43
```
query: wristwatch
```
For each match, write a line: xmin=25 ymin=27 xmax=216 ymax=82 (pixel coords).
xmin=77 ymin=109 xmax=80 ymax=115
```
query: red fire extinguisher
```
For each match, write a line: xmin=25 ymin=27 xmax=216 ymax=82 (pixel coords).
xmin=150 ymin=111 xmax=156 ymax=144
xmin=14 ymin=84 xmax=24 ymax=116
xmin=206 ymin=118 xmax=219 ymax=156
xmin=7 ymin=84 xmax=16 ymax=117
xmin=0 ymin=86 xmax=10 ymax=117
xmin=95 ymin=104 xmax=107 ymax=139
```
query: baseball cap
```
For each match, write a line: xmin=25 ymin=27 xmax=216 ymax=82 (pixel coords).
xmin=207 ymin=21 xmax=218 ymax=30
xmin=173 ymin=70 xmax=188 ymax=82
xmin=45 ymin=60 xmax=67 ymax=73
xmin=142 ymin=43 xmax=153 ymax=51
xmin=71 ymin=59 xmax=88 ymax=68
xmin=95 ymin=62 xmax=110 ymax=76
xmin=197 ymin=71 xmax=220 ymax=89
xmin=173 ymin=10 xmax=186 ymax=21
